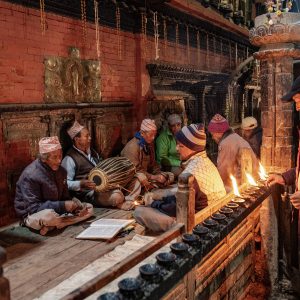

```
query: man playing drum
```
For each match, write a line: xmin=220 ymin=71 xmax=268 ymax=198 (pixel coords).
xmin=61 ymin=120 xmax=139 ymax=210
xmin=14 ymin=136 xmax=93 ymax=235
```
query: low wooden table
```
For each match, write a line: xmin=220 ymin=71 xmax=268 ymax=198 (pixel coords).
xmin=1 ymin=208 xmax=144 ymax=300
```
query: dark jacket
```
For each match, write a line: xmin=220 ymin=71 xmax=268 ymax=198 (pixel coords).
xmin=245 ymin=127 xmax=262 ymax=158
xmin=151 ymin=180 xmax=208 ymax=217
xmin=14 ymin=159 xmax=69 ymax=219
xmin=66 ymin=147 xmax=100 ymax=181
xmin=282 ymin=168 xmax=296 ymax=186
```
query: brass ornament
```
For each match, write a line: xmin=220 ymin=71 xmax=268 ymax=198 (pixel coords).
xmin=44 ymin=47 xmax=101 ymax=103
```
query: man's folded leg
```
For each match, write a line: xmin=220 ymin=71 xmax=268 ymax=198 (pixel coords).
xmin=24 ymin=205 xmax=94 ymax=235
xmin=133 ymin=206 xmax=175 ymax=232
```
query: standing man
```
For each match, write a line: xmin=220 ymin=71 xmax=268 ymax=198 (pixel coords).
xmin=267 ymin=75 xmax=300 ymax=209
xmin=208 ymin=114 xmax=258 ymax=191
xmin=156 ymin=114 xmax=182 ymax=177
xmin=241 ymin=116 xmax=262 ymax=158
xmin=14 ymin=136 xmax=93 ymax=235
xmin=61 ymin=120 xmax=127 ymax=208
xmin=134 ymin=124 xmax=226 ymax=232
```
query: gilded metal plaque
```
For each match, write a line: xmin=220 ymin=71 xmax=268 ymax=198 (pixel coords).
xmin=44 ymin=47 xmax=101 ymax=103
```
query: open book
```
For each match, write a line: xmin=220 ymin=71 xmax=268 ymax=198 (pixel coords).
xmin=76 ymin=218 xmax=135 ymax=240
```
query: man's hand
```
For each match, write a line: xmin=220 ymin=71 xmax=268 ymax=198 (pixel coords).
xmin=118 ymin=200 xmax=135 ymax=211
xmin=151 ymin=174 xmax=167 ymax=184
xmin=141 ymin=179 xmax=154 ymax=191
xmin=266 ymin=173 xmax=285 ymax=186
xmin=65 ymin=200 xmax=79 ymax=212
xmin=80 ymin=179 xmax=96 ymax=190
xmin=290 ymin=191 xmax=300 ymax=209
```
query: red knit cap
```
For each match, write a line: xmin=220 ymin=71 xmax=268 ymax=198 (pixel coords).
xmin=207 ymin=114 xmax=230 ymax=133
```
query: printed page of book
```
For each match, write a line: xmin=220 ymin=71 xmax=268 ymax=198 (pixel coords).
xmin=90 ymin=218 xmax=134 ymax=228
xmin=76 ymin=219 xmax=135 ymax=240
xmin=76 ymin=225 xmax=121 ymax=240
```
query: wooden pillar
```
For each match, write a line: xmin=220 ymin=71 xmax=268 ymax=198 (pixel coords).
xmin=0 ymin=247 xmax=10 ymax=300
xmin=176 ymin=172 xmax=195 ymax=233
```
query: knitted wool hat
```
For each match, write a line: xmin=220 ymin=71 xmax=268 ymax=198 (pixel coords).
xmin=140 ymin=119 xmax=157 ymax=132
xmin=175 ymin=123 xmax=206 ymax=152
xmin=39 ymin=136 xmax=62 ymax=154
xmin=167 ymin=114 xmax=182 ymax=126
xmin=241 ymin=116 xmax=258 ymax=130
xmin=207 ymin=114 xmax=230 ymax=133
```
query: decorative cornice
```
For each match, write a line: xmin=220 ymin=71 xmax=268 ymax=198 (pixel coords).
xmin=253 ymin=48 xmax=300 ymax=60
xmin=250 ymin=20 xmax=300 ymax=46
xmin=147 ymin=62 xmax=229 ymax=81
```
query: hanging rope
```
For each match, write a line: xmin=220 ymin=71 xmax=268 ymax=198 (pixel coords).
xmin=141 ymin=12 xmax=148 ymax=59
xmin=81 ymin=0 xmax=87 ymax=43
xmin=206 ymin=33 xmax=209 ymax=69
xmin=186 ymin=24 xmax=190 ymax=64
xmin=116 ymin=4 xmax=122 ymax=59
xmin=163 ymin=18 xmax=167 ymax=53
xmin=39 ymin=0 xmax=46 ymax=35
xmin=153 ymin=11 xmax=159 ymax=60
xmin=175 ymin=23 xmax=179 ymax=57
xmin=196 ymin=30 xmax=200 ymax=65
xmin=94 ymin=0 xmax=101 ymax=60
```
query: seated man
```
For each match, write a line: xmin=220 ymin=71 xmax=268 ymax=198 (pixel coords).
xmin=156 ymin=114 xmax=182 ymax=177
xmin=61 ymin=120 xmax=135 ymax=210
xmin=208 ymin=114 xmax=258 ymax=191
xmin=14 ymin=136 xmax=93 ymax=235
xmin=134 ymin=124 xmax=226 ymax=232
xmin=241 ymin=116 xmax=262 ymax=158
xmin=121 ymin=119 xmax=172 ymax=193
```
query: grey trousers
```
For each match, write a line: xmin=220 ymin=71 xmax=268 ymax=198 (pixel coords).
xmin=133 ymin=206 xmax=176 ymax=232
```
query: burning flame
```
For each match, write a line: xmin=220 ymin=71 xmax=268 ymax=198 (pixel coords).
xmin=246 ymin=173 xmax=258 ymax=186
xmin=230 ymin=174 xmax=241 ymax=197
xmin=258 ymin=162 xmax=268 ymax=180
xmin=134 ymin=200 xmax=140 ymax=206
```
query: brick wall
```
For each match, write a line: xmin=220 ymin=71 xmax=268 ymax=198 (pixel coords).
xmin=0 ymin=1 xmax=233 ymax=106
xmin=0 ymin=1 xmax=137 ymax=104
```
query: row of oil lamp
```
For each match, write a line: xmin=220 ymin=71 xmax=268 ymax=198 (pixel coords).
xmin=98 ymin=164 xmax=269 ymax=300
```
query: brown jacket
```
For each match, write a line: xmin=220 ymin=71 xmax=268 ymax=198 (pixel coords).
xmin=218 ymin=129 xmax=258 ymax=191
xmin=121 ymin=137 xmax=160 ymax=182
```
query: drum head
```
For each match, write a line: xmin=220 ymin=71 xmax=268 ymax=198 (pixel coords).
xmin=88 ymin=168 xmax=109 ymax=192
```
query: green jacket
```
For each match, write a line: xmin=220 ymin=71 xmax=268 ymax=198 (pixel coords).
xmin=156 ymin=129 xmax=181 ymax=167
